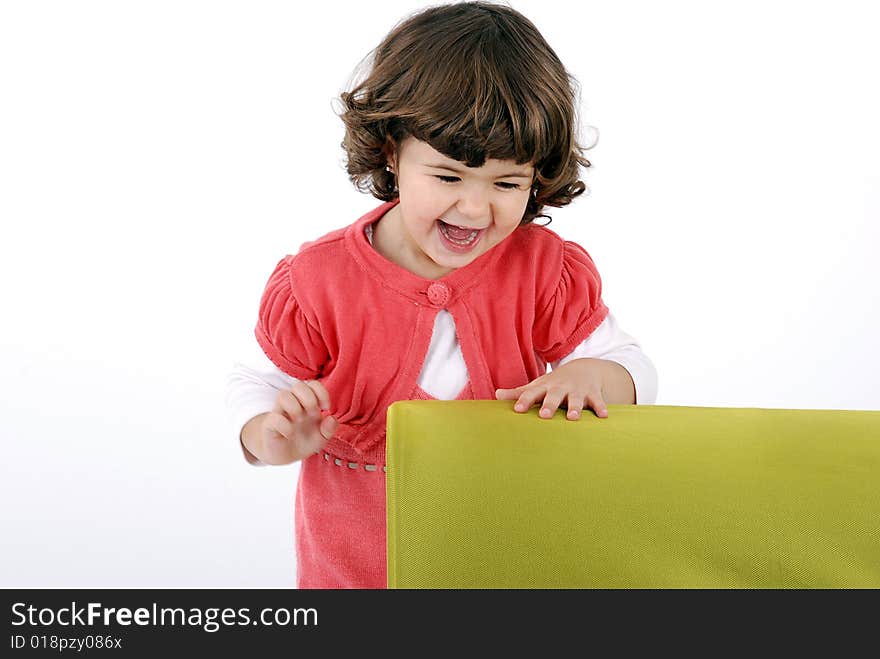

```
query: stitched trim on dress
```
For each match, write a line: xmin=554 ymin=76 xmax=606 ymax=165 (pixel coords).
xmin=322 ymin=451 xmax=386 ymax=473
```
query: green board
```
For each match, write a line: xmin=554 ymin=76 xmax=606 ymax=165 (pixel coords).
xmin=386 ymin=401 xmax=880 ymax=588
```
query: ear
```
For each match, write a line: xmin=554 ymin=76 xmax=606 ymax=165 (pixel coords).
xmin=382 ymin=134 xmax=399 ymax=173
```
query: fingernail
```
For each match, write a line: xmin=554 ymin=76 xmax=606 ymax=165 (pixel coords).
xmin=515 ymin=404 xmax=524 ymax=412
xmin=541 ymin=408 xmax=551 ymax=418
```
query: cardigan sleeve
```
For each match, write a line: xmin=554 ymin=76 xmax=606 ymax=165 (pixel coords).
xmin=533 ymin=240 xmax=609 ymax=364
xmin=254 ymin=256 xmax=329 ymax=380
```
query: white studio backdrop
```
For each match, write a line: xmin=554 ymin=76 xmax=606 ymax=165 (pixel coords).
xmin=1 ymin=0 xmax=877 ymax=587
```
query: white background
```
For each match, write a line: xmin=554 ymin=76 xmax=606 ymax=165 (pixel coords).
xmin=1 ymin=0 xmax=877 ymax=587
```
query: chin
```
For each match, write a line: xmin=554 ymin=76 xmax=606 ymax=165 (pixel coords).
xmin=430 ymin=247 xmax=483 ymax=270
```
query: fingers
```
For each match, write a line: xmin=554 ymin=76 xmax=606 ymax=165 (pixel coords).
xmin=586 ymin=390 xmax=609 ymax=418
xmin=269 ymin=379 xmax=337 ymax=448
xmin=264 ymin=411 xmax=295 ymax=440
xmin=291 ymin=380 xmax=324 ymax=418
xmin=564 ymin=389 xmax=607 ymax=419
xmin=272 ymin=388 xmax=302 ymax=420
xmin=537 ymin=386 xmax=566 ymax=419
xmin=533 ymin=389 xmax=608 ymax=420
xmin=297 ymin=418 xmax=334 ymax=455
xmin=261 ymin=379 xmax=337 ymax=464
xmin=565 ymin=393 xmax=585 ymax=421
xmin=319 ymin=414 xmax=338 ymax=440
xmin=497 ymin=385 xmax=609 ymax=421
xmin=512 ymin=386 xmax=547 ymax=414
xmin=497 ymin=383 xmax=563 ymax=417
xmin=495 ymin=386 xmax=525 ymax=401
xmin=273 ymin=380 xmax=331 ymax=421
xmin=306 ymin=379 xmax=332 ymax=411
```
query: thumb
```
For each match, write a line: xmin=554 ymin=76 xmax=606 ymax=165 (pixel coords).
xmin=319 ymin=414 xmax=338 ymax=440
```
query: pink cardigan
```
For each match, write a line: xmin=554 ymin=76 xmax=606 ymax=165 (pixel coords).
xmin=255 ymin=199 xmax=608 ymax=588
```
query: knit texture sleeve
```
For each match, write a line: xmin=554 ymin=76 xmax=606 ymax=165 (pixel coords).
xmin=254 ymin=256 xmax=329 ymax=380
xmin=533 ymin=240 xmax=609 ymax=364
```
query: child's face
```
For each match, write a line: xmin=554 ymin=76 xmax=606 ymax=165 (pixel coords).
xmin=387 ymin=137 xmax=534 ymax=278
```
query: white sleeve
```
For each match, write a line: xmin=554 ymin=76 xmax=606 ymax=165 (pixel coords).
xmin=550 ymin=312 xmax=659 ymax=405
xmin=225 ymin=337 xmax=300 ymax=465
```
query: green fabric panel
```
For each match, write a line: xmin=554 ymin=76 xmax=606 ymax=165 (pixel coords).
xmin=386 ymin=402 xmax=880 ymax=588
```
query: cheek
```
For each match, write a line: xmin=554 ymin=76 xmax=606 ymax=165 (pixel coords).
xmin=495 ymin=197 xmax=530 ymax=231
xmin=407 ymin=183 xmax=448 ymax=219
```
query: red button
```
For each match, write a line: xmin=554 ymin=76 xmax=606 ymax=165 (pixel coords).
xmin=426 ymin=282 xmax=451 ymax=307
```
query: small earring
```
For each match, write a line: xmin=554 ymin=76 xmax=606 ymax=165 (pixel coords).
xmin=385 ymin=166 xmax=394 ymax=174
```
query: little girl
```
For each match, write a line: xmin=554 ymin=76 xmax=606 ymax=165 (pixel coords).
xmin=226 ymin=1 xmax=658 ymax=588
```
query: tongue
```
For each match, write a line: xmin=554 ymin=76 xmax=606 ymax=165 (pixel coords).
xmin=442 ymin=222 xmax=476 ymax=240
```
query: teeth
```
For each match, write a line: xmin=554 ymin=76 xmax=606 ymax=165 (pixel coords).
xmin=439 ymin=222 xmax=479 ymax=245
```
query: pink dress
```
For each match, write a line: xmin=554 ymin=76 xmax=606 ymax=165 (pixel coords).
xmin=255 ymin=199 xmax=608 ymax=587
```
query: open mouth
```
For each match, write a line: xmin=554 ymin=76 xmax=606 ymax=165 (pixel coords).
xmin=437 ymin=219 xmax=485 ymax=252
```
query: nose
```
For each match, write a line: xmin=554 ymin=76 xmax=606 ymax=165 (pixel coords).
xmin=455 ymin=183 xmax=491 ymax=223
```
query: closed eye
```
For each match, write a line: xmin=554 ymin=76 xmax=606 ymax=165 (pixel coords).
xmin=435 ymin=175 xmax=520 ymax=190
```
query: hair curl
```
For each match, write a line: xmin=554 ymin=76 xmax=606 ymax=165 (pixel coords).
xmin=336 ymin=1 xmax=593 ymax=225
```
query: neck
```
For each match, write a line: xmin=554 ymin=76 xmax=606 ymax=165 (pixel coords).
xmin=372 ymin=204 xmax=452 ymax=280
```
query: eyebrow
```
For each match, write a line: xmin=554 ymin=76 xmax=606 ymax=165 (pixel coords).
xmin=426 ymin=163 xmax=533 ymax=180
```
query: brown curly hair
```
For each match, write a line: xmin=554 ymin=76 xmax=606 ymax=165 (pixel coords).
xmin=337 ymin=1 xmax=593 ymax=225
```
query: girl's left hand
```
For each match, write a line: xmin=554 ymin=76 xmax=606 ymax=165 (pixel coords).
xmin=494 ymin=358 xmax=609 ymax=421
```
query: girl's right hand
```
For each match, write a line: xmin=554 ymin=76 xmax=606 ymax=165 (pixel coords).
xmin=260 ymin=380 xmax=338 ymax=465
